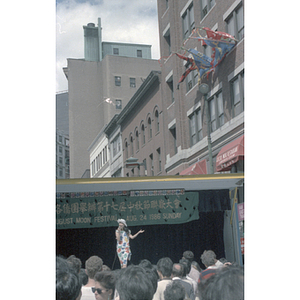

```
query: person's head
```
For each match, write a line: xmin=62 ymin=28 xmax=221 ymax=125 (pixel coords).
xmin=139 ymin=259 xmax=159 ymax=282
xmin=164 ymin=280 xmax=186 ymax=300
xmin=172 ymin=263 xmax=184 ymax=278
xmin=199 ymin=264 xmax=244 ymax=300
xmin=156 ymin=257 xmax=173 ymax=278
xmin=179 ymin=258 xmax=191 ymax=276
xmin=200 ymin=250 xmax=217 ymax=268
xmin=67 ymin=255 xmax=82 ymax=274
xmin=116 ymin=265 xmax=156 ymax=300
xmin=117 ymin=219 xmax=129 ymax=234
xmin=79 ymin=268 xmax=88 ymax=286
xmin=85 ymin=255 xmax=103 ymax=279
xmin=182 ymin=250 xmax=194 ymax=263
xmin=56 ymin=256 xmax=82 ymax=300
xmin=117 ymin=219 xmax=127 ymax=229
xmin=93 ymin=270 xmax=116 ymax=300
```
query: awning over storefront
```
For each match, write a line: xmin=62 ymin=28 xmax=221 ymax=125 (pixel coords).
xmin=180 ymin=159 xmax=207 ymax=175
xmin=216 ymin=135 xmax=244 ymax=172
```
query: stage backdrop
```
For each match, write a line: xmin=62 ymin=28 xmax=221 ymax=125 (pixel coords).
xmin=56 ymin=189 xmax=230 ymax=269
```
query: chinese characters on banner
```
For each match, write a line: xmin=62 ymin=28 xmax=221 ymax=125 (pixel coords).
xmin=56 ymin=191 xmax=199 ymax=229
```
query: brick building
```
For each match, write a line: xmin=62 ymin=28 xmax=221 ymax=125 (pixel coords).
xmin=158 ymin=0 xmax=244 ymax=175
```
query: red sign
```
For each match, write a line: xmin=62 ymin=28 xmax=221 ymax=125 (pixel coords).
xmin=240 ymin=237 xmax=244 ymax=254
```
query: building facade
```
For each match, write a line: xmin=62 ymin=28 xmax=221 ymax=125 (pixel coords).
xmin=157 ymin=0 xmax=244 ymax=175
xmin=56 ymin=92 xmax=70 ymax=179
xmin=56 ymin=130 xmax=70 ymax=179
xmin=64 ymin=18 xmax=161 ymax=178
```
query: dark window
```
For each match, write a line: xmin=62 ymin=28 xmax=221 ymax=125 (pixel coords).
xmin=115 ymin=76 xmax=121 ymax=86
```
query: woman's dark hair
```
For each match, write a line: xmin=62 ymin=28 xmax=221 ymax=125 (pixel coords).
xmin=123 ymin=225 xmax=130 ymax=236
xmin=94 ymin=270 xmax=116 ymax=294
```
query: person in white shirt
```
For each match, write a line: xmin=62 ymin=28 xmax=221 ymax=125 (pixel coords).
xmin=81 ymin=255 xmax=103 ymax=300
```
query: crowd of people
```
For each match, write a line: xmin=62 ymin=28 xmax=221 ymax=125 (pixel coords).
xmin=56 ymin=249 xmax=244 ymax=300
xmin=57 ymin=220 xmax=243 ymax=299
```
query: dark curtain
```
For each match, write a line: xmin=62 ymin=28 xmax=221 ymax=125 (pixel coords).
xmin=56 ymin=211 xmax=225 ymax=270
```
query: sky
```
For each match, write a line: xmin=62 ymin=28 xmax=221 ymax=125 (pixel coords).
xmin=56 ymin=0 xmax=160 ymax=92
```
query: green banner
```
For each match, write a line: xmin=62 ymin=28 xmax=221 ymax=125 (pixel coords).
xmin=56 ymin=191 xmax=199 ymax=229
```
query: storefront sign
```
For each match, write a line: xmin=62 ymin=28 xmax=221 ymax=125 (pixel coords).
xmin=56 ymin=191 xmax=199 ymax=229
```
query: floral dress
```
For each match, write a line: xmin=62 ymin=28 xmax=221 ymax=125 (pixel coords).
xmin=116 ymin=229 xmax=132 ymax=267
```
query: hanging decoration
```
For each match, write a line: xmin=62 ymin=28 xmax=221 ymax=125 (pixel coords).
xmin=159 ymin=27 xmax=238 ymax=88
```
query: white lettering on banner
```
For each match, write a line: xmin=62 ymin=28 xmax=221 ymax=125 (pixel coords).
xmin=94 ymin=215 xmax=118 ymax=223
xmin=75 ymin=217 xmax=91 ymax=224
xmin=217 ymin=146 xmax=239 ymax=163
xmin=163 ymin=212 xmax=182 ymax=219
xmin=57 ymin=218 xmax=73 ymax=225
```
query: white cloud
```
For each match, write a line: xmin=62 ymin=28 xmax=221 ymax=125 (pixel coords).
xmin=56 ymin=0 xmax=160 ymax=92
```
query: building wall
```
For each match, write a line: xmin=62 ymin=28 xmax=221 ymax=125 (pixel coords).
xmin=67 ymin=54 xmax=161 ymax=178
xmin=56 ymin=130 xmax=70 ymax=179
xmin=120 ymin=72 xmax=166 ymax=177
xmin=102 ymin=42 xmax=152 ymax=59
xmin=89 ymin=133 xmax=110 ymax=178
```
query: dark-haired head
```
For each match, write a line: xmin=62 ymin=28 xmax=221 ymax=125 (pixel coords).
xmin=116 ymin=265 xmax=156 ymax=300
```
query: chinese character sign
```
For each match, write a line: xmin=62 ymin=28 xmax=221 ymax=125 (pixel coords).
xmin=56 ymin=192 xmax=199 ymax=229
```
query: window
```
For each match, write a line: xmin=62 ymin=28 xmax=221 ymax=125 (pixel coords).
xmin=115 ymin=76 xmax=121 ymax=86
xmin=124 ymin=139 xmax=128 ymax=159
xmin=217 ymin=92 xmax=224 ymax=127
xmin=182 ymin=3 xmax=195 ymax=40
xmin=59 ymin=146 xmax=62 ymax=154
xmin=135 ymin=129 xmax=139 ymax=152
xmin=59 ymin=135 xmax=62 ymax=143
xmin=169 ymin=126 xmax=177 ymax=155
xmin=166 ymin=76 xmax=174 ymax=104
xmin=113 ymin=48 xmax=119 ymax=55
xmin=112 ymin=134 xmax=121 ymax=157
xmin=130 ymin=134 xmax=134 ymax=156
xmin=164 ymin=28 xmax=171 ymax=55
xmin=137 ymin=50 xmax=142 ymax=57
xmin=200 ymin=0 xmax=215 ymax=19
xmin=204 ymin=44 xmax=212 ymax=59
xmin=189 ymin=108 xmax=203 ymax=146
xmin=231 ymin=72 xmax=244 ymax=117
xmin=149 ymin=153 xmax=154 ymax=176
xmin=130 ymin=78 xmax=136 ymax=88
xmin=166 ymin=0 xmax=168 ymax=10
xmin=186 ymin=67 xmax=198 ymax=92
xmin=157 ymin=148 xmax=162 ymax=173
xmin=116 ymin=99 xmax=122 ymax=109
xmin=155 ymin=110 xmax=160 ymax=133
xmin=141 ymin=123 xmax=146 ymax=145
xmin=226 ymin=4 xmax=244 ymax=40
xmin=143 ymin=159 xmax=147 ymax=176
xmin=148 ymin=117 xmax=152 ymax=139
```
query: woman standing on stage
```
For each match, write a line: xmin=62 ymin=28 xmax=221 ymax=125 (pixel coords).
xmin=115 ymin=219 xmax=144 ymax=268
